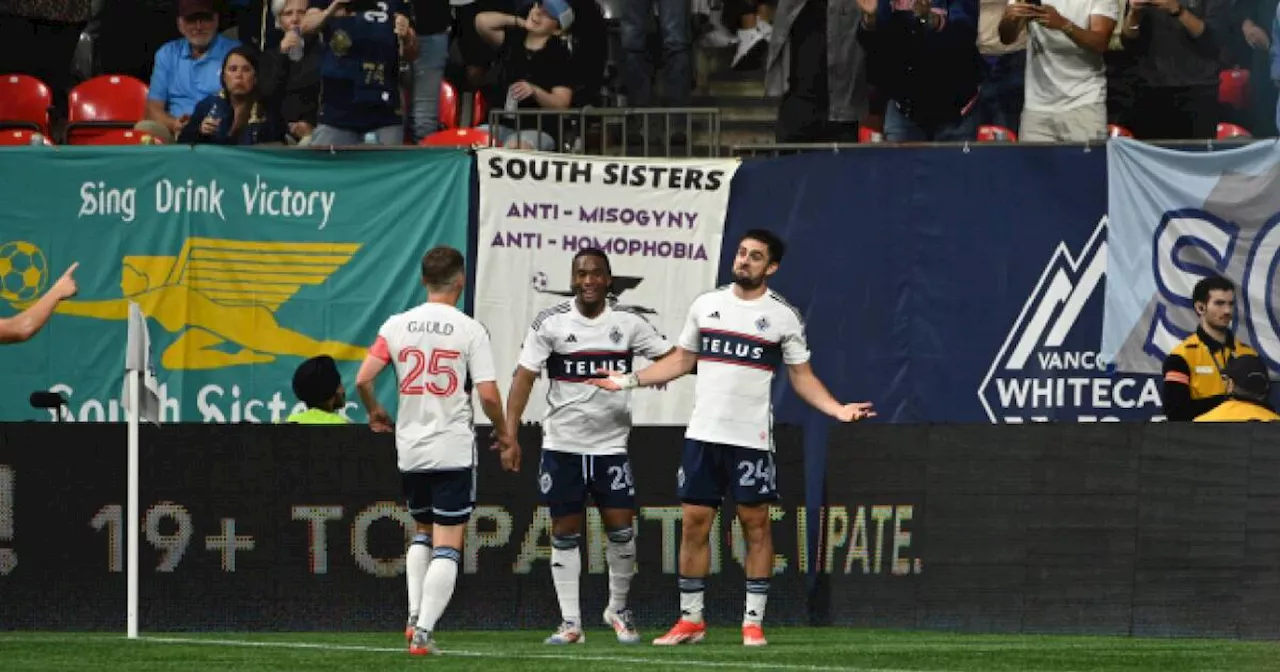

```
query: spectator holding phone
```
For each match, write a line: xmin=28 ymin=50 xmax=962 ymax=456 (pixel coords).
xmin=1000 ymin=0 xmax=1117 ymax=141
xmin=1121 ymin=0 xmax=1230 ymax=139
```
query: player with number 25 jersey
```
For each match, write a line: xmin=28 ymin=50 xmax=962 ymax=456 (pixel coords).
xmin=356 ymin=246 xmax=516 ymax=656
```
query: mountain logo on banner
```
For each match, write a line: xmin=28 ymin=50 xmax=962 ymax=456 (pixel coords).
xmin=978 ymin=218 xmax=1163 ymax=423
xmin=530 ymin=271 xmax=659 ymax=317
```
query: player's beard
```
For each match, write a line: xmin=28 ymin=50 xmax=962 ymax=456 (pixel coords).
xmin=574 ymin=287 xmax=607 ymax=316
xmin=733 ymin=270 xmax=764 ymax=290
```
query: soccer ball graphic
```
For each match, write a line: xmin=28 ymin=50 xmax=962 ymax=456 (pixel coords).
xmin=531 ymin=271 xmax=548 ymax=292
xmin=0 ymin=241 xmax=48 ymax=304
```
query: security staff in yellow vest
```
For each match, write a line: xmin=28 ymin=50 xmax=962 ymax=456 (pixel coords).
xmin=286 ymin=355 xmax=351 ymax=424
xmin=1161 ymin=276 xmax=1258 ymax=421
xmin=1194 ymin=355 xmax=1279 ymax=422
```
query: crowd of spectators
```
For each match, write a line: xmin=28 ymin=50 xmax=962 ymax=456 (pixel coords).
xmin=1 ymin=0 xmax=1277 ymax=148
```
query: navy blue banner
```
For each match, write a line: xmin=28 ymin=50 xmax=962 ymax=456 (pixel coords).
xmin=723 ymin=145 xmax=1164 ymax=426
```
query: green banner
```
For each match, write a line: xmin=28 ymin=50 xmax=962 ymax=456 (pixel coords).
xmin=0 ymin=145 xmax=471 ymax=423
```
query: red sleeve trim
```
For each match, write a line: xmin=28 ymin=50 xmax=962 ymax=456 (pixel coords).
xmin=369 ymin=335 xmax=391 ymax=363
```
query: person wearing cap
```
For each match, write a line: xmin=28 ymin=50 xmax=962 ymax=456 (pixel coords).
xmin=286 ymin=355 xmax=351 ymax=424
xmin=141 ymin=0 xmax=242 ymax=142
xmin=1193 ymin=354 xmax=1279 ymax=422
xmin=1161 ymin=275 xmax=1259 ymax=421
xmin=475 ymin=0 xmax=576 ymax=150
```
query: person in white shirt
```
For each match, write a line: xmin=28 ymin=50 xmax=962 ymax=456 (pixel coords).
xmin=590 ymin=229 xmax=876 ymax=647
xmin=355 ymin=245 xmax=517 ymax=656
xmin=506 ymin=248 xmax=675 ymax=646
xmin=1000 ymin=0 xmax=1117 ymax=141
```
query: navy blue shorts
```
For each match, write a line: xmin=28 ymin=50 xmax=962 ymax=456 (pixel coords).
xmin=538 ymin=450 xmax=637 ymax=518
xmin=402 ymin=468 xmax=476 ymax=526
xmin=678 ymin=440 xmax=780 ymax=507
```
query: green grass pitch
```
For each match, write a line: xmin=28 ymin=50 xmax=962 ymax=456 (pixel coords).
xmin=2 ymin=628 xmax=1277 ymax=671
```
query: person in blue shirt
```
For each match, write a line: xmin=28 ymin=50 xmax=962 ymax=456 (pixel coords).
xmin=141 ymin=0 xmax=241 ymax=141
xmin=301 ymin=0 xmax=419 ymax=145
xmin=179 ymin=46 xmax=287 ymax=145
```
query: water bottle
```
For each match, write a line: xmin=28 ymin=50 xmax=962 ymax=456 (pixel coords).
xmin=287 ymin=28 xmax=304 ymax=62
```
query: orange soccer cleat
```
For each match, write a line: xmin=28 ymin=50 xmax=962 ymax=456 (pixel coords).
xmin=652 ymin=618 xmax=706 ymax=646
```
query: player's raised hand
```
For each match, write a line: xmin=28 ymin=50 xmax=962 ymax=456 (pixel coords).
xmin=368 ymin=407 xmax=393 ymax=433
xmin=834 ymin=402 xmax=876 ymax=423
xmin=52 ymin=262 xmax=79 ymax=300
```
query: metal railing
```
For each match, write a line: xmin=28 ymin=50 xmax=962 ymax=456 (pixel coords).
xmin=731 ymin=137 xmax=1270 ymax=159
xmin=486 ymin=107 xmax=722 ymax=158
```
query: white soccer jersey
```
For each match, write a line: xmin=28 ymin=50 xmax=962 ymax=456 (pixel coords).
xmin=518 ymin=300 xmax=673 ymax=455
xmin=678 ymin=286 xmax=810 ymax=451
xmin=369 ymin=302 xmax=497 ymax=472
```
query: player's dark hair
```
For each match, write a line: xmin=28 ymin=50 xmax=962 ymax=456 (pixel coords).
xmin=421 ymin=246 xmax=464 ymax=290
xmin=572 ymin=247 xmax=612 ymax=275
xmin=742 ymin=229 xmax=785 ymax=264
xmin=1192 ymin=275 xmax=1235 ymax=305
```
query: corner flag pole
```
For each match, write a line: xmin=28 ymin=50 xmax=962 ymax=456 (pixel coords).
xmin=127 ymin=366 xmax=140 ymax=639
xmin=123 ymin=301 xmax=159 ymax=639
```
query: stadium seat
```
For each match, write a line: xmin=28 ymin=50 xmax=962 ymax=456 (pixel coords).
xmin=1216 ymin=122 xmax=1252 ymax=139
xmin=74 ymin=128 xmax=165 ymax=145
xmin=1107 ymin=124 xmax=1134 ymax=138
xmin=977 ymin=125 xmax=1017 ymax=142
xmin=470 ymin=90 xmax=488 ymax=128
xmin=439 ymin=79 xmax=460 ymax=130
xmin=0 ymin=74 xmax=53 ymax=136
xmin=858 ymin=127 xmax=884 ymax=143
xmin=66 ymin=74 xmax=149 ymax=145
xmin=419 ymin=127 xmax=491 ymax=147
xmin=1219 ymin=68 xmax=1250 ymax=110
xmin=0 ymin=129 xmax=53 ymax=146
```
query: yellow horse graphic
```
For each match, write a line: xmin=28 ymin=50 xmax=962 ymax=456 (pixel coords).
xmin=54 ymin=237 xmax=367 ymax=369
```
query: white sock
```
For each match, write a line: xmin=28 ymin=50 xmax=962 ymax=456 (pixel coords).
xmin=416 ymin=547 xmax=460 ymax=633
xmin=744 ymin=578 xmax=769 ymax=626
xmin=551 ymin=534 xmax=582 ymax=626
xmin=406 ymin=533 xmax=431 ymax=620
xmin=678 ymin=576 xmax=705 ymax=624
xmin=605 ymin=527 xmax=636 ymax=614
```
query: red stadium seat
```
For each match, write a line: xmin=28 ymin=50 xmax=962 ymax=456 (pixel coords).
xmin=1217 ymin=122 xmax=1252 ymax=139
xmin=1107 ymin=124 xmax=1134 ymax=138
xmin=470 ymin=90 xmax=488 ymax=128
xmin=438 ymin=79 xmax=459 ymax=130
xmin=0 ymin=129 xmax=53 ymax=146
xmin=0 ymin=74 xmax=53 ymax=136
xmin=977 ymin=125 xmax=1017 ymax=142
xmin=858 ymin=127 xmax=884 ymax=143
xmin=74 ymin=128 xmax=165 ymax=145
xmin=66 ymin=74 xmax=149 ymax=145
xmin=419 ymin=127 xmax=491 ymax=147
xmin=1219 ymin=68 xmax=1250 ymax=111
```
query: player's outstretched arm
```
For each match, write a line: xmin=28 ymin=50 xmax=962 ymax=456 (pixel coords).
xmin=787 ymin=361 xmax=876 ymax=423
xmin=476 ymin=380 xmax=519 ymax=472
xmin=0 ymin=262 xmax=78 ymax=344
xmin=355 ymin=354 xmax=394 ymax=432
xmin=589 ymin=346 xmax=698 ymax=391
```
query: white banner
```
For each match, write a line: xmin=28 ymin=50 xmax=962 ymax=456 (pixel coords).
xmin=476 ymin=148 xmax=740 ymax=425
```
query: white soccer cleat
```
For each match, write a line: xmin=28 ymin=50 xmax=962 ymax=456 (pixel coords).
xmin=543 ymin=621 xmax=585 ymax=645
xmin=604 ymin=608 xmax=640 ymax=644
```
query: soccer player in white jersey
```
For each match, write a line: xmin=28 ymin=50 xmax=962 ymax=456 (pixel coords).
xmin=506 ymin=248 xmax=675 ymax=645
xmin=591 ymin=229 xmax=876 ymax=647
xmin=355 ymin=245 xmax=519 ymax=656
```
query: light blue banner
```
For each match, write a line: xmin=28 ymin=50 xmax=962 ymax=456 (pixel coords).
xmin=1102 ymin=138 xmax=1280 ymax=375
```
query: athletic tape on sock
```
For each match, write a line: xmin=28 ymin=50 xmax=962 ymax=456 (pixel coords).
xmin=432 ymin=546 xmax=461 ymax=563
xmin=551 ymin=533 xmax=582 ymax=550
